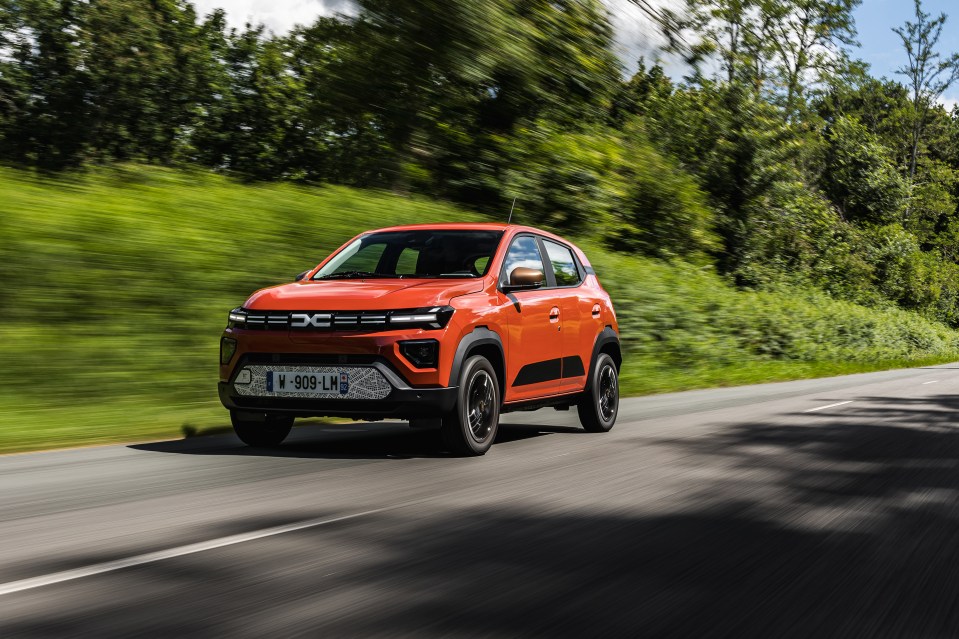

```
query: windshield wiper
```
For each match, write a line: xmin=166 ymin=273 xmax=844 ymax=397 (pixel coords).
xmin=314 ymin=271 xmax=401 ymax=280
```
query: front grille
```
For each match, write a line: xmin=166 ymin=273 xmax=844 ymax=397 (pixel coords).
xmin=240 ymin=310 xmax=391 ymax=331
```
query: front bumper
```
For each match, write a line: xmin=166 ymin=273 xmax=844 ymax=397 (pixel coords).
xmin=218 ymin=356 xmax=457 ymax=419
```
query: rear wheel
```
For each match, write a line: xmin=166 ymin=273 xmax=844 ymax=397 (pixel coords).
xmin=231 ymin=410 xmax=294 ymax=447
xmin=577 ymin=353 xmax=619 ymax=432
xmin=441 ymin=355 xmax=500 ymax=456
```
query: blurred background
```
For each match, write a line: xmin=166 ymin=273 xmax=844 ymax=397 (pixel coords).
xmin=3 ymin=0 xmax=959 ymax=452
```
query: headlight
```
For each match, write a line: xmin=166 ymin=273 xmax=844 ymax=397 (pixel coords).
xmin=400 ymin=339 xmax=439 ymax=368
xmin=220 ymin=337 xmax=237 ymax=365
xmin=228 ymin=307 xmax=247 ymax=327
xmin=389 ymin=306 xmax=454 ymax=329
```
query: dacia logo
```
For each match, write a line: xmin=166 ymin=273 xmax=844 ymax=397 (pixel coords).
xmin=290 ymin=313 xmax=331 ymax=328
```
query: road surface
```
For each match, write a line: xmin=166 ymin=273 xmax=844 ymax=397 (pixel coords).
xmin=3 ymin=364 xmax=959 ymax=637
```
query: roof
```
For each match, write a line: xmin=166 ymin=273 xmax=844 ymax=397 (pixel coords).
xmin=368 ymin=222 xmax=511 ymax=232
xmin=367 ymin=222 xmax=563 ymax=237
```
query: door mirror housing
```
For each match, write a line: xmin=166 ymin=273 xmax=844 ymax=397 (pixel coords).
xmin=503 ymin=267 xmax=545 ymax=292
xmin=295 ymin=271 xmax=309 ymax=281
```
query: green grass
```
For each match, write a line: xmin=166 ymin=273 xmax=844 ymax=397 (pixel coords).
xmin=2 ymin=165 xmax=958 ymax=453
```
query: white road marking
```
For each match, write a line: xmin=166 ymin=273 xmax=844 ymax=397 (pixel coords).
xmin=0 ymin=507 xmax=388 ymax=597
xmin=923 ymin=380 xmax=940 ymax=385
xmin=804 ymin=400 xmax=853 ymax=413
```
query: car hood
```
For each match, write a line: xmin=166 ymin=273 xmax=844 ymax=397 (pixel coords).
xmin=245 ymin=278 xmax=486 ymax=310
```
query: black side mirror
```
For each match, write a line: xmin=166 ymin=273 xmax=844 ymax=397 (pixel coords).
xmin=295 ymin=271 xmax=309 ymax=281
xmin=502 ymin=267 xmax=545 ymax=293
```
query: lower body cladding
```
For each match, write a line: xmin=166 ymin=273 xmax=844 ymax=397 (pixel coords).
xmin=218 ymin=357 xmax=457 ymax=420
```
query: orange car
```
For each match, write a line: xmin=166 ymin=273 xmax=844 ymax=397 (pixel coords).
xmin=219 ymin=223 xmax=621 ymax=455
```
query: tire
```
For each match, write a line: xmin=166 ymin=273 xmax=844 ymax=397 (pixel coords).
xmin=231 ymin=410 xmax=294 ymax=448
xmin=441 ymin=355 xmax=500 ymax=456
xmin=577 ymin=353 xmax=619 ymax=433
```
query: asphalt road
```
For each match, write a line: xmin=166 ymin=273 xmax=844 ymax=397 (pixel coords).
xmin=3 ymin=364 xmax=959 ymax=637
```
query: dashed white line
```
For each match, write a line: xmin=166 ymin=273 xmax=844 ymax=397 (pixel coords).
xmin=923 ymin=380 xmax=940 ymax=385
xmin=804 ymin=400 xmax=853 ymax=413
xmin=0 ymin=507 xmax=389 ymax=597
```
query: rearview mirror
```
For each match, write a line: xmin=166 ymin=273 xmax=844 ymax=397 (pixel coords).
xmin=295 ymin=271 xmax=309 ymax=281
xmin=504 ymin=267 xmax=545 ymax=292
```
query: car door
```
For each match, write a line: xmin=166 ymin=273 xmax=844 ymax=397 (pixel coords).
xmin=540 ymin=238 xmax=588 ymax=393
xmin=499 ymin=234 xmax=564 ymax=403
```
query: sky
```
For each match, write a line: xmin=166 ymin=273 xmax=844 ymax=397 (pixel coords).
xmin=853 ymin=0 xmax=959 ymax=106
xmin=189 ymin=0 xmax=959 ymax=104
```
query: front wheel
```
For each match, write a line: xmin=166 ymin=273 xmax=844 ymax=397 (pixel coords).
xmin=577 ymin=353 xmax=619 ymax=432
xmin=231 ymin=410 xmax=294 ymax=447
xmin=441 ymin=355 xmax=500 ymax=456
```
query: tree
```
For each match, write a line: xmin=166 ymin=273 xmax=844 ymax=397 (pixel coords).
xmin=894 ymin=0 xmax=959 ymax=181
xmin=190 ymin=24 xmax=307 ymax=179
xmin=820 ymin=115 xmax=908 ymax=225
xmin=3 ymin=0 xmax=90 ymax=168
xmin=610 ymin=60 xmax=674 ymax=125
xmin=665 ymin=0 xmax=770 ymax=90
xmin=760 ymin=0 xmax=860 ymax=120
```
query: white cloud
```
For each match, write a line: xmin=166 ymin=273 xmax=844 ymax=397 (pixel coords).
xmin=604 ymin=0 xmax=688 ymax=74
xmin=190 ymin=0 xmax=354 ymax=33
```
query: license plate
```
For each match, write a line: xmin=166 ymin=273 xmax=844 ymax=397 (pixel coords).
xmin=266 ymin=371 xmax=348 ymax=395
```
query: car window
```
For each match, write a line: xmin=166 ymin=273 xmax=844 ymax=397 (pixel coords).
xmin=502 ymin=236 xmax=546 ymax=285
xmin=333 ymin=242 xmax=387 ymax=274
xmin=543 ymin=239 xmax=581 ymax=287
xmin=395 ymin=247 xmax=420 ymax=275
xmin=314 ymin=230 xmax=503 ymax=279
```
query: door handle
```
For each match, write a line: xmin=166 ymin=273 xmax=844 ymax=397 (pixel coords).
xmin=549 ymin=307 xmax=560 ymax=323
xmin=592 ymin=304 xmax=601 ymax=319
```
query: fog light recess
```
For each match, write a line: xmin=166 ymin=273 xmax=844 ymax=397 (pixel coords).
xmin=399 ymin=339 xmax=439 ymax=368
xmin=220 ymin=337 xmax=237 ymax=365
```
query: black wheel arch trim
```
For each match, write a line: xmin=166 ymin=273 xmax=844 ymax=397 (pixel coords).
xmin=449 ymin=327 xmax=506 ymax=389
xmin=587 ymin=327 xmax=621 ymax=391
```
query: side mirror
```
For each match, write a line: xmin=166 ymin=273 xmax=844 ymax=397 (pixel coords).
xmin=295 ymin=271 xmax=309 ymax=281
xmin=503 ymin=267 xmax=545 ymax=292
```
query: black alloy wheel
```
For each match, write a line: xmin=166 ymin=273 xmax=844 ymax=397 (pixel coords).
xmin=577 ymin=353 xmax=619 ymax=432
xmin=441 ymin=355 xmax=500 ymax=456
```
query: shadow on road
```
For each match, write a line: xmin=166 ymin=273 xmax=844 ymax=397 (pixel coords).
xmin=16 ymin=394 xmax=959 ymax=636
xmin=129 ymin=421 xmax=579 ymax=460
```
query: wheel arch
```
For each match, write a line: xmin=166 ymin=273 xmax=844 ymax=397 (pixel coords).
xmin=449 ymin=327 xmax=506 ymax=399
xmin=587 ymin=327 xmax=622 ymax=390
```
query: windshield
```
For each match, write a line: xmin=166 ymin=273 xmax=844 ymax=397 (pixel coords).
xmin=313 ymin=230 xmax=504 ymax=280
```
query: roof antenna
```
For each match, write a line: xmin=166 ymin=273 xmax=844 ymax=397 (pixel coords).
xmin=507 ymin=197 xmax=517 ymax=225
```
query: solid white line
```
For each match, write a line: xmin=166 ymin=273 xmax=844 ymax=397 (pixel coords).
xmin=0 ymin=507 xmax=388 ymax=597
xmin=923 ymin=380 xmax=940 ymax=385
xmin=804 ymin=400 xmax=853 ymax=413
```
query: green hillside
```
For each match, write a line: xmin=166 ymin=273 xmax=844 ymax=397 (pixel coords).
xmin=2 ymin=166 xmax=958 ymax=453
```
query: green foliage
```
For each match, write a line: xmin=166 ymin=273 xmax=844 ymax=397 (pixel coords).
xmin=502 ymin=121 xmax=626 ymax=232
xmin=1 ymin=166 xmax=957 ymax=452
xmin=609 ymin=123 xmax=717 ymax=260
xmin=594 ymin=245 xmax=959 ymax=375
xmin=821 ymin=115 xmax=908 ymax=224
xmin=734 ymin=180 xmax=874 ymax=299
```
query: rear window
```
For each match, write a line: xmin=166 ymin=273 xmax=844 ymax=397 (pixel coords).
xmin=543 ymin=240 xmax=581 ymax=286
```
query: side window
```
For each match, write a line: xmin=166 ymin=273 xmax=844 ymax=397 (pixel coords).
xmin=543 ymin=240 xmax=582 ymax=287
xmin=395 ymin=247 xmax=420 ymax=275
xmin=502 ymin=236 xmax=547 ymax=286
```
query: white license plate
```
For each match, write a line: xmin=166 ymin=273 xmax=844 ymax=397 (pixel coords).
xmin=266 ymin=371 xmax=348 ymax=395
